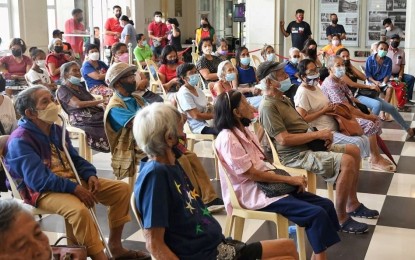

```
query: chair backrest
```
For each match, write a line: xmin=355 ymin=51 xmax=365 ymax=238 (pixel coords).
xmin=145 ymin=59 xmax=168 ymax=100
xmin=251 ymin=54 xmax=262 ymax=69
xmin=0 ymin=135 xmax=23 ymax=200
xmin=230 ymin=58 xmax=237 ymax=67
xmin=130 ymin=191 xmax=145 ymax=229
xmin=264 ymin=131 xmax=283 ymax=166
xmin=191 ymin=52 xmax=199 ymax=65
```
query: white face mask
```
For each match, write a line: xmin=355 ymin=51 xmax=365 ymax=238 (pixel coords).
xmin=332 ymin=40 xmax=340 ymax=46
xmin=89 ymin=52 xmax=100 ymax=61
xmin=290 ymin=58 xmax=298 ymax=64
xmin=203 ymin=47 xmax=212 ymax=55
xmin=155 ymin=17 xmax=162 ymax=23
xmin=386 ymin=26 xmax=392 ymax=31
xmin=36 ymin=60 xmax=46 ymax=67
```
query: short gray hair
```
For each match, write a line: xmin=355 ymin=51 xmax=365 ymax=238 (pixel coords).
xmin=133 ymin=103 xmax=182 ymax=157
xmin=217 ymin=60 xmax=232 ymax=79
xmin=0 ymin=200 xmax=30 ymax=242
xmin=15 ymin=85 xmax=49 ymax=116
xmin=326 ymin=55 xmax=343 ymax=69
xmin=60 ymin=61 xmax=79 ymax=83
xmin=288 ymin=47 xmax=300 ymax=57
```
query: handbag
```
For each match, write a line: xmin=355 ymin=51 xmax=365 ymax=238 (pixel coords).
xmin=326 ymin=103 xmax=363 ymax=136
xmin=357 ymin=88 xmax=379 ymax=98
xmin=51 ymin=236 xmax=87 ymax=260
xmin=306 ymin=127 xmax=328 ymax=151
xmin=217 ymin=238 xmax=247 ymax=260
xmin=390 ymin=80 xmax=407 ymax=109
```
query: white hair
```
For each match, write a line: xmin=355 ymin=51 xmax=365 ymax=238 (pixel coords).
xmin=288 ymin=47 xmax=300 ymax=57
xmin=217 ymin=60 xmax=232 ymax=79
xmin=326 ymin=55 xmax=343 ymax=69
xmin=133 ymin=103 xmax=182 ymax=157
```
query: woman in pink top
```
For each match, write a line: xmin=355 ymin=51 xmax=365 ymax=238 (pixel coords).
xmin=0 ymin=38 xmax=32 ymax=81
xmin=214 ymin=90 xmax=340 ymax=260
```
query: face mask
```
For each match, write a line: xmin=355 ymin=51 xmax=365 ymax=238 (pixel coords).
xmin=141 ymin=40 xmax=147 ymax=46
xmin=297 ymin=17 xmax=304 ymax=22
xmin=278 ymin=77 xmax=292 ymax=92
xmin=240 ymin=57 xmax=251 ymax=66
xmin=290 ymin=58 xmax=299 ymax=64
xmin=305 ymin=73 xmax=320 ymax=86
xmin=332 ymin=40 xmax=340 ymax=46
xmin=36 ymin=60 xmax=46 ymax=67
xmin=332 ymin=19 xmax=338 ymax=25
xmin=155 ymin=17 xmax=162 ymax=23
xmin=115 ymin=13 xmax=121 ymax=19
xmin=118 ymin=53 xmax=129 ymax=63
xmin=225 ymin=72 xmax=236 ymax=82
xmin=68 ymin=76 xmax=82 ymax=86
xmin=377 ymin=50 xmax=387 ymax=58
xmin=12 ymin=49 xmax=22 ymax=57
xmin=89 ymin=52 xmax=100 ymax=61
xmin=218 ymin=50 xmax=228 ymax=56
xmin=266 ymin=53 xmax=275 ymax=61
xmin=167 ymin=58 xmax=177 ymax=65
xmin=201 ymin=23 xmax=208 ymax=28
xmin=307 ymin=48 xmax=317 ymax=56
xmin=54 ymin=46 xmax=63 ymax=53
xmin=391 ymin=41 xmax=400 ymax=49
xmin=203 ymin=47 xmax=212 ymax=55
xmin=343 ymin=59 xmax=351 ymax=67
xmin=240 ymin=117 xmax=252 ymax=127
xmin=187 ymin=74 xmax=200 ymax=87
xmin=333 ymin=66 xmax=346 ymax=78
xmin=37 ymin=102 xmax=61 ymax=124
xmin=121 ymin=82 xmax=136 ymax=94
xmin=386 ymin=26 xmax=392 ymax=31
xmin=77 ymin=17 xmax=83 ymax=23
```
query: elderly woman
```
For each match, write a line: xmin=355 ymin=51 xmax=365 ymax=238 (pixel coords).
xmin=284 ymin=47 xmax=301 ymax=85
xmin=196 ymin=37 xmax=222 ymax=86
xmin=133 ymin=102 xmax=298 ymax=260
xmin=158 ymin=45 xmax=183 ymax=100
xmin=211 ymin=60 xmax=235 ymax=97
xmin=57 ymin=61 xmax=110 ymax=152
xmin=0 ymin=38 xmax=32 ymax=81
xmin=294 ymin=59 xmax=370 ymax=158
xmin=321 ymin=55 xmax=396 ymax=172
xmin=25 ymin=47 xmax=57 ymax=92
xmin=81 ymin=44 xmax=113 ymax=97
xmin=176 ymin=63 xmax=217 ymax=135
xmin=214 ymin=90 xmax=341 ymax=260
xmin=46 ymin=38 xmax=74 ymax=82
xmin=0 ymin=200 xmax=52 ymax=260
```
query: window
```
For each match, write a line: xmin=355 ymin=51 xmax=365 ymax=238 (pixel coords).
xmin=0 ymin=0 xmax=11 ymax=50
xmin=47 ymin=0 xmax=57 ymax=43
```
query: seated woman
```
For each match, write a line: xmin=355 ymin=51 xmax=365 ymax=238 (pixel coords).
xmin=213 ymin=38 xmax=229 ymax=61
xmin=25 ymin=47 xmax=57 ymax=93
xmin=176 ymin=63 xmax=218 ymax=135
xmin=46 ymin=38 xmax=74 ymax=83
xmin=234 ymin=46 xmax=263 ymax=109
xmin=294 ymin=59 xmax=370 ymax=158
xmin=261 ymin=44 xmax=276 ymax=62
xmin=57 ymin=61 xmax=110 ymax=152
xmin=211 ymin=60 xmax=235 ymax=98
xmin=158 ymin=45 xmax=183 ymax=101
xmin=81 ymin=44 xmax=113 ymax=97
xmin=320 ymin=34 xmax=344 ymax=57
xmin=336 ymin=48 xmax=414 ymax=138
xmin=214 ymin=90 xmax=340 ymax=260
xmin=133 ymin=102 xmax=298 ymax=260
xmin=300 ymin=39 xmax=322 ymax=68
xmin=196 ymin=37 xmax=222 ymax=86
xmin=321 ymin=55 xmax=396 ymax=172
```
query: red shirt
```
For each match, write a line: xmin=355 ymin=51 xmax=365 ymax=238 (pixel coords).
xmin=159 ymin=62 xmax=184 ymax=82
xmin=46 ymin=53 xmax=70 ymax=81
xmin=0 ymin=55 xmax=32 ymax=79
xmin=147 ymin=21 xmax=168 ymax=47
xmin=104 ymin=17 xmax=123 ymax=46
xmin=64 ymin=18 xmax=85 ymax=54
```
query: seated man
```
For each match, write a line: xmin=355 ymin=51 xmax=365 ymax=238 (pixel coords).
xmin=133 ymin=102 xmax=298 ymax=260
xmin=4 ymin=85 xmax=150 ymax=260
xmin=284 ymin=47 xmax=301 ymax=86
xmin=257 ymin=61 xmax=379 ymax=234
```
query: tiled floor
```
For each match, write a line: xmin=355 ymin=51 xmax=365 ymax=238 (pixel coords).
xmin=2 ymin=109 xmax=415 ymax=260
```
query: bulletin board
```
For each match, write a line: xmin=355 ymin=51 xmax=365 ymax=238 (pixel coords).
xmin=318 ymin=0 xmax=360 ymax=47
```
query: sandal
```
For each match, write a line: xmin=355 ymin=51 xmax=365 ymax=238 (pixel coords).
xmin=347 ymin=203 xmax=379 ymax=219
xmin=340 ymin=217 xmax=369 ymax=234
xmin=398 ymin=106 xmax=411 ymax=112
xmin=114 ymin=250 xmax=151 ymax=260
xmin=406 ymin=128 xmax=415 ymax=141
xmin=370 ymin=162 xmax=396 ymax=172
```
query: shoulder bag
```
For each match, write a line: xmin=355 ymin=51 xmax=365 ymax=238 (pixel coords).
xmin=326 ymin=103 xmax=363 ymax=136
xmin=51 ymin=236 xmax=87 ymax=260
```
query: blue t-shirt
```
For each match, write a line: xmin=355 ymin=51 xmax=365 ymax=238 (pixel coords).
xmin=134 ymin=157 xmax=224 ymax=260
xmin=284 ymin=62 xmax=300 ymax=85
xmin=237 ymin=66 xmax=256 ymax=85
xmin=365 ymin=54 xmax=392 ymax=82
xmin=81 ymin=60 xmax=108 ymax=89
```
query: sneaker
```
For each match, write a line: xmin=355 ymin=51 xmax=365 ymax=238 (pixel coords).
xmin=347 ymin=203 xmax=379 ymax=219
xmin=340 ymin=217 xmax=369 ymax=234
xmin=206 ymin=198 xmax=225 ymax=213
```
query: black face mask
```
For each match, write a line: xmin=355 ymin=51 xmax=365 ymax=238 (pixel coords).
xmin=307 ymin=48 xmax=317 ymax=56
xmin=240 ymin=117 xmax=252 ymax=127
xmin=54 ymin=46 xmax=63 ymax=53
xmin=121 ymin=82 xmax=136 ymax=94
xmin=11 ymin=49 xmax=22 ymax=57
xmin=332 ymin=19 xmax=338 ymax=25
xmin=391 ymin=41 xmax=400 ymax=49
xmin=77 ymin=17 xmax=83 ymax=22
xmin=201 ymin=24 xmax=208 ymax=28
xmin=343 ymin=59 xmax=351 ymax=67
xmin=115 ymin=13 xmax=121 ymax=19
xmin=167 ymin=59 xmax=178 ymax=65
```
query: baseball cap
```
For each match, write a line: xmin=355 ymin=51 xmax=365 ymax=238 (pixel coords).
xmin=105 ymin=62 xmax=137 ymax=88
xmin=52 ymin=29 xmax=64 ymax=36
xmin=390 ymin=34 xmax=400 ymax=40
xmin=256 ymin=61 xmax=287 ymax=81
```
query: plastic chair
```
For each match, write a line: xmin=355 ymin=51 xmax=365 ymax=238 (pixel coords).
xmin=265 ymin=132 xmax=334 ymax=201
xmin=137 ymin=59 xmax=149 ymax=74
xmin=212 ymin=141 xmax=307 ymax=260
xmin=145 ymin=59 xmax=168 ymax=100
xmin=230 ymin=58 xmax=237 ymax=67
xmin=191 ymin=52 xmax=199 ymax=65
xmin=251 ymin=54 xmax=262 ymax=68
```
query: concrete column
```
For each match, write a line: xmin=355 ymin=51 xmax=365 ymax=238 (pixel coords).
xmin=19 ymin=0 xmax=49 ymax=51
xmin=404 ymin=0 xmax=414 ymax=75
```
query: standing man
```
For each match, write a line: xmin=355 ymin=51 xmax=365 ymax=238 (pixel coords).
xmin=387 ymin=34 xmax=415 ymax=103
xmin=326 ymin=13 xmax=347 ymax=41
xmin=381 ymin=18 xmax=405 ymax=41
xmin=64 ymin=8 xmax=86 ymax=59
xmin=280 ymin=9 xmax=312 ymax=50
xmin=147 ymin=11 xmax=168 ymax=58
xmin=104 ymin=5 xmax=123 ymax=63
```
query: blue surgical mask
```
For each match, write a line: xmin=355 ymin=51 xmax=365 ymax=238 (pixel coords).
xmin=240 ymin=57 xmax=251 ymax=66
xmin=142 ymin=40 xmax=147 ymax=46
xmin=333 ymin=66 xmax=346 ymax=78
xmin=267 ymin=53 xmax=276 ymax=61
xmin=68 ymin=76 xmax=82 ymax=86
xmin=290 ymin=58 xmax=299 ymax=64
xmin=188 ymin=74 xmax=200 ymax=87
xmin=278 ymin=78 xmax=292 ymax=92
xmin=225 ymin=72 xmax=236 ymax=82
xmin=377 ymin=50 xmax=387 ymax=58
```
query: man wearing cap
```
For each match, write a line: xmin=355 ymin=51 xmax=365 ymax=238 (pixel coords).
xmin=104 ymin=63 xmax=147 ymax=181
xmin=49 ymin=29 xmax=74 ymax=58
xmin=387 ymin=34 xmax=415 ymax=103
xmin=257 ymin=61 xmax=379 ymax=234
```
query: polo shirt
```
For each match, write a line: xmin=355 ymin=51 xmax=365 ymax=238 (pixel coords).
xmin=147 ymin=21 xmax=168 ymax=47
xmin=104 ymin=17 xmax=123 ymax=46
xmin=133 ymin=45 xmax=153 ymax=62
xmin=387 ymin=47 xmax=405 ymax=75
xmin=365 ymin=54 xmax=392 ymax=82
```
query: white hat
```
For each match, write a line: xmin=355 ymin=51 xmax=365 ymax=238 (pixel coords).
xmin=105 ymin=62 xmax=137 ymax=88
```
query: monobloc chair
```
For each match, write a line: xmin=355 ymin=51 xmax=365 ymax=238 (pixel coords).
xmin=265 ymin=132 xmax=334 ymax=202
xmin=145 ymin=59 xmax=168 ymax=100
xmin=191 ymin=52 xmax=199 ymax=65
xmin=212 ymin=141 xmax=307 ymax=260
xmin=250 ymin=54 xmax=262 ymax=68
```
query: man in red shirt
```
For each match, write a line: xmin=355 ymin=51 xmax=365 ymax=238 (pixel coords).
xmin=147 ymin=11 xmax=168 ymax=58
xmin=64 ymin=8 xmax=86 ymax=59
xmin=104 ymin=5 xmax=123 ymax=64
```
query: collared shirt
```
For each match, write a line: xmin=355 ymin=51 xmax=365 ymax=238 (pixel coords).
xmin=387 ymin=47 xmax=405 ymax=75
xmin=215 ymin=127 xmax=284 ymax=214
xmin=326 ymin=24 xmax=346 ymax=37
xmin=147 ymin=21 xmax=168 ymax=47
xmin=104 ymin=17 xmax=123 ymax=46
xmin=108 ymin=92 xmax=145 ymax=132
xmin=365 ymin=54 xmax=392 ymax=82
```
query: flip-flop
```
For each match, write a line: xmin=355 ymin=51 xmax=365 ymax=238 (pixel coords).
xmin=370 ymin=162 xmax=396 ymax=172
xmin=114 ymin=250 xmax=151 ymax=260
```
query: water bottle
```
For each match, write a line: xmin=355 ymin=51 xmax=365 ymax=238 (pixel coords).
xmin=288 ymin=225 xmax=297 ymax=249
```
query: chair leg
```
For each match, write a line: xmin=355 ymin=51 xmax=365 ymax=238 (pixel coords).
xmin=296 ymin=226 xmax=306 ymax=260
xmin=233 ymin=217 xmax=245 ymax=241
xmin=128 ymin=173 xmax=136 ymax=192
xmin=224 ymin=215 xmax=233 ymax=237
xmin=275 ymin=216 xmax=289 ymax=238
xmin=214 ymin=156 xmax=220 ymax=181
xmin=187 ymin=139 xmax=195 ymax=152
xmin=78 ymin=132 xmax=86 ymax=159
xmin=327 ymin=182 xmax=334 ymax=202
xmin=307 ymin=172 xmax=316 ymax=194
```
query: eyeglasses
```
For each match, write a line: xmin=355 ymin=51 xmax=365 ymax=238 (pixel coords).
xmin=292 ymin=55 xmax=300 ymax=58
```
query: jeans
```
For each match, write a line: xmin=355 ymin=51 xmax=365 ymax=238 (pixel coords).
xmin=151 ymin=45 xmax=163 ymax=58
xmin=357 ymin=95 xmax=410 ymax=130
xmin=393 ymin=73 xmax=415 ymax=100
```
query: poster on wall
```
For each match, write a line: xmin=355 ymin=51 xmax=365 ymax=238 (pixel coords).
xmin=318 ymin=0 xmax=360 ymax=47
xmin=366 ymin=0 xmax=406 ymax=47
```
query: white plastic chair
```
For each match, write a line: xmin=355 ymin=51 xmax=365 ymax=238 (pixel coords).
xmin=145 ymin=59 xmax=168 ymax=100
xmin=251 ymin=54 xmax=262 ymax=69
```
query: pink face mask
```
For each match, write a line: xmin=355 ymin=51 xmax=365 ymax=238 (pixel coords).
xmin=118 ymin=53 xmax=129 ymax=63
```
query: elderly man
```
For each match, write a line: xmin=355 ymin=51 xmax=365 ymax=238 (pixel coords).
xmin=4 ymin=85 xmax=150 ymax=260
xmin=257 ymin=61 xmax=379 ymax=234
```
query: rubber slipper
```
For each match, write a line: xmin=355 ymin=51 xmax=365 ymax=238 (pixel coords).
xmin=370 ymin=162 xmax=396 ymax=172
xmin=114 ymin=250 xmax=151 ymax=260
xmin=347 ymin=203 xmax=379 ymax=219
xmin=340 ymin=217 xmax=369 ymax=234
